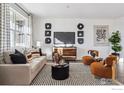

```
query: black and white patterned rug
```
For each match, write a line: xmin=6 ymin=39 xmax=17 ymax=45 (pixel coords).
xmin=31 ymin=63 xmax=117 ymax=85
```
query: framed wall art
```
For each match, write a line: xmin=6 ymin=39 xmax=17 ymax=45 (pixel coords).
xmin=94 ymin=25 xmax=109 ymax=46
xmin=45 ymin=38 xmax=51 ymax=44
xmin=45 ymin=31 xmax=51 ymax=36
xmin=77 ymin=23 xmax=84 ymax=30
xmin=45 ymin=23 xmax=51 ymax=29
xmin=77 ymin=31 xmax=84 ymax=37
xmin=78 ymin=38 xmax=84 ymax=44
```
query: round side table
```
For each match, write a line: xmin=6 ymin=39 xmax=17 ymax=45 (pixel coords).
xmin=51 ymin=63 xmax=69 ymax=80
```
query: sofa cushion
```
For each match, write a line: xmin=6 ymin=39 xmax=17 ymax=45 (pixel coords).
xmin=30 ymin=60 xmax=41 ymax=73
xmin=3 ymin=51 xmax=13 ymax=64
xmin=30 ymin=56 xmax=46 ymax=73
xmin=32 ymin=56 xmax=46 ymax=62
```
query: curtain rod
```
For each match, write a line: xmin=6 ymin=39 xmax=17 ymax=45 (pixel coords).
xmin=15 ymin=3 xmax=30 ymax=16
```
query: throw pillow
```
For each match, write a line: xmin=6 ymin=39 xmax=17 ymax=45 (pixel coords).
xmin=10 ymin=53 xmax=27 ymax=64
xmin=31 ymin=51 xmax=40 ymax=58
xmin=15 ymin=49 xmax=24 ymax=55
xmin=25 ymin=52 xmax=32 ymax=63
xmin=3 ymin=51 xmax=13 ymax=64
xmin=10 ymin=49 xmax=27 ymax=64
xmin=32 ymin=48 xmax=42 ymax=56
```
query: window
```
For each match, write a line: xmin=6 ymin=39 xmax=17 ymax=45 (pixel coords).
xmin=10 ymin=7 xmax=31 ymax=48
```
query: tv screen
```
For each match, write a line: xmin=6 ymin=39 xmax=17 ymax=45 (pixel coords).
xmin=54 ymin=32 xmax=75 ymax=44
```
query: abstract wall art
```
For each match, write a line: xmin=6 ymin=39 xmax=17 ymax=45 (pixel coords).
xmin=94 ymin=25 xmax=109 ymax=46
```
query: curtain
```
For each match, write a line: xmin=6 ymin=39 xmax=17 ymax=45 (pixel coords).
xmin=0 ymin=3 xmax=10 ymax=63
xmin=28 ymin=14 xmax=33 ymax=47
xmin=0 ymin=3 xmax=32 ymax=63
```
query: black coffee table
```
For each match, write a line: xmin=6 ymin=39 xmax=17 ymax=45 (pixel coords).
xmin=51 ymin=63 xmax=69 ymax=80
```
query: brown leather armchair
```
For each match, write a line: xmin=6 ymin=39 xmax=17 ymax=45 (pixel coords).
xmin=82 ymin=56 xmax=94 ymax=65
xmin=90 ymin=56 xmax=117 ymax=79
xmin=82 ymin=50 xmax=99 ymax=65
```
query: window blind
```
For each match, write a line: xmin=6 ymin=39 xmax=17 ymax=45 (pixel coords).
xmin=0 ymin=3 xmax=10 ymax=63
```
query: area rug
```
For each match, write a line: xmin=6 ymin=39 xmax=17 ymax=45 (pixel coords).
xmin=31 ymin=63 xmax=117 ymax=85
xmin=116 ymin=62 xmax=124 ymax=85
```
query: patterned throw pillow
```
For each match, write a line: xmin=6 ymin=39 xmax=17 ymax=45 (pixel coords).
xmin=25 ymin=52 xmax=32 ymax=63
xmin=31 ymin=51 xmax=40 ymax=58
xmin=25 ymin=48 xmax=42 ymax=63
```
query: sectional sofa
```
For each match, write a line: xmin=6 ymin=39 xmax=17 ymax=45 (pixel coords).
xmin=0 ymin=51 xmax=47 ymax=85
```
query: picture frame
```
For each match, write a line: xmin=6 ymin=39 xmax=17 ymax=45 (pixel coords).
xmin=45 ymin=23 xmax=51 ymax=29
xmin=77 ymin=31 xmax=84 ymax=37
xmin=77 ymin=23 xmax=84 ymax=30
xmin=45 ymin=31 xmax=51 ymax=36
xmin=78 ymin=38 xmax=84 ymax=44
xmin=94 ymin=25 xmax=109 ymax=46
xmin=45 ymin=38 xmax=51 ymax=44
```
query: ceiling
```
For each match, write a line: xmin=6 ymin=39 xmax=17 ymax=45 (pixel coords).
xmin=21 ymin=3 xmax=124 ymax=19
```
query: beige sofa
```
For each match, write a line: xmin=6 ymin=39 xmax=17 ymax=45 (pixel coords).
xmin=0 ymin=56 xmax=47 ymax=85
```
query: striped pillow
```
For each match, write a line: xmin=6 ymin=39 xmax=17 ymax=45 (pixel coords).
xmin=25 ymin=52 xmax=32 ymax=63
xmin=31 ymin=51 xmax=40 ymax=58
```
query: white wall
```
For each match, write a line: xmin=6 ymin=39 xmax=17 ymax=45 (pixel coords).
xmin=113 ymin=17 xmax=124 ymax=57
xmin=32 ymin=17 xmax=115 ymax=60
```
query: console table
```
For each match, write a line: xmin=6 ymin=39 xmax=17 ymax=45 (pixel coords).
xmin=53 ymin=47 xmax=77 ymax=61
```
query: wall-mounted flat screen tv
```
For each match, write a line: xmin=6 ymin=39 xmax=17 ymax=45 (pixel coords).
xmin=54 ymin=32 xmax=75 ymax=44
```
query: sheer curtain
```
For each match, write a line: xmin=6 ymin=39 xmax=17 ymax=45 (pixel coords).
xmin=0 ymin=3 xmax=10 ymax=63
xmin=9 ymin=4 xmax=32 ymax=49
xmin=0 ymin=3 xmax=32 ymax=63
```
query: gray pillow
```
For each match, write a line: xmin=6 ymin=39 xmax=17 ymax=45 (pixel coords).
xmin=0 ymin=58 xmax=5 ymax=64
xmin=3 ymin=51 xmax=13 ymax=64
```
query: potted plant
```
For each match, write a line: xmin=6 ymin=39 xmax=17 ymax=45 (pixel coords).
xmin=108 ymin=31 xmax=122 ymax=56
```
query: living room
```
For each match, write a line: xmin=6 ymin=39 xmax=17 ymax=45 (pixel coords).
xmin=0 ymin=1 xmax=124 ymax=91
